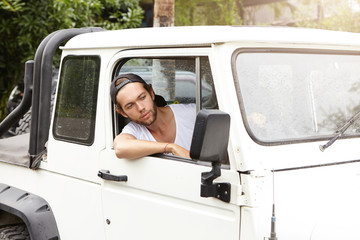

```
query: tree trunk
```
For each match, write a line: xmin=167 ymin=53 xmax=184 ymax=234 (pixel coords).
xmin=152 ymin=0 xmax=176 ymax=102
xmin=153 ymin=0 xmax=175 ymax=27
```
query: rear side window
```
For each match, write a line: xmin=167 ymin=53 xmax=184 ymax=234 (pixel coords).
xmin=53 ymin=55 xmax=100 ymax=145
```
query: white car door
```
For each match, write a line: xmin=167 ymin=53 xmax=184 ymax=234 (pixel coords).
xmin=99 ymin=48 xmax=241 ymax=240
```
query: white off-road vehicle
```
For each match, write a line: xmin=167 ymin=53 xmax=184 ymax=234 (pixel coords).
xmin=1 ymin=26 xmax=360 ymax=240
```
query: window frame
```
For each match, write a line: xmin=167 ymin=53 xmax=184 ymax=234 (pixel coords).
xmin=108 ymin=48 xmax=228 ymax=165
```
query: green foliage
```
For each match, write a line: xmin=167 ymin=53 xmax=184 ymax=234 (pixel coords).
xmin=0 ymin=0 xmax=143 ymax=121
xmin=175 ymin=0 xmax=242 ymax=26
xmin=0 ymin=0 xmax=24 ymax=11
xmin=52 ymin=0 xmax=144 ymax=29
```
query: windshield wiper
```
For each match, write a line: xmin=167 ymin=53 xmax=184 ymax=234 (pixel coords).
xmin=320 ymin=109 xmax=360 ymax=152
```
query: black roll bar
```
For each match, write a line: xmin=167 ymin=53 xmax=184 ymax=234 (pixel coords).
xmin=0 ymin=61 xmax=34 ymax=137
xmin=28 ymin=30 xmax=61 ymax=158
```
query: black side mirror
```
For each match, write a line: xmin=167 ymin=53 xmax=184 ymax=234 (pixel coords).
xmin=190 ymin=109 xmax=230 ymax=163
xmin=190 ymin=109 xmax=231 ymax=202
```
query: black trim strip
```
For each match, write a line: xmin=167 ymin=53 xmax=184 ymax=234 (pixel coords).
xmin=273 ymin=159 xmax=360 ymax=172
xmin=239 ymin=159 xmax=360 ymax=174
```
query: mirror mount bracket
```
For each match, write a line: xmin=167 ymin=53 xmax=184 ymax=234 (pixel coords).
xmin=200 ymin=162 xmax=231 ymax=203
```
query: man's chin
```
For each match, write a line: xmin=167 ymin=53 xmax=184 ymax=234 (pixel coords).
xmin=141 ymin=122 xmax=153 ymax=127
xmin=130 ymin=106 xmax=157 ymax=126
xmin=134 ymin=117 xmax=155 ymax=126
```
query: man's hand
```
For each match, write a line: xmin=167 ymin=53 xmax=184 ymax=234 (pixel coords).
xmin=166 ymin=143 xmax=190 ymax=158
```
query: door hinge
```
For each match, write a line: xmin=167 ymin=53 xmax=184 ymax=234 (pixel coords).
xmin=201 ymin=182 xmax=231 ymax=203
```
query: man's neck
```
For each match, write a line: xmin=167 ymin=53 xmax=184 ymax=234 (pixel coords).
xmin=147 ymin=106 xmax=171 ymax=132
xmin=147 ymin=106 xmax=175 ymax=142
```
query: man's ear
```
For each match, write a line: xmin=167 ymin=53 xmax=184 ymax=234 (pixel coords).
xmin=116 ymin=105 xmax=128 ymax=118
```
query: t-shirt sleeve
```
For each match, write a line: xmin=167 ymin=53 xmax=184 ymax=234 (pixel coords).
xmin=121 ymin=122 xmax=142 ymax=139
xmin=121 ymin=121 xmax=156 ymax=142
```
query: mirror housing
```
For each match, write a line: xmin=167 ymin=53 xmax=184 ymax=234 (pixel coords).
xmin=190 ymin=109 xmax=230 ymax=163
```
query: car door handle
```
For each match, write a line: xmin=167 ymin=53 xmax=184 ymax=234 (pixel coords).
xmin=98 ymin=170 xmax=128 ymax=182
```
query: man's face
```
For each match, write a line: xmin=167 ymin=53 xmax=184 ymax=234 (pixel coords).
xmin=116 ymin=82 xmax=157 ymax=126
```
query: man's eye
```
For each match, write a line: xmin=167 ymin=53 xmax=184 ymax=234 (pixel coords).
xmin=140 ymin=95 xmax=146 ymax=100
xmin=126 ymin=104 xmax=133 ymax=109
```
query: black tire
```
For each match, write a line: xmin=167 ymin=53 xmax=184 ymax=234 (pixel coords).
xmin=15 ymin=109 xmax=31 ymax=135
xmin=15 ymin=94 xmax=55 ymax=136
xmin=0 ymin=224 xmax=30 ymax=240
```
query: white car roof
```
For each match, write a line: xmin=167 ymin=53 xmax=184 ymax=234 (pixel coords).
xmin=63 ymin=26 xmax=360 ymax=49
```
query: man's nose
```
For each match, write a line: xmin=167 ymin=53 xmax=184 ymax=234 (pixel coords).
xmin=136 ymin=101 xmax=145 ymax=112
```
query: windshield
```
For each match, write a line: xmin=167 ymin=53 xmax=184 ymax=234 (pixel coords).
xmin=235 ymin=50 xmax=360 ymax=143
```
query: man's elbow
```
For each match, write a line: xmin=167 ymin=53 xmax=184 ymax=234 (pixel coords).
xmin=114 ymin=146 xmax=136 ymax=159
xmin=115 ymin=148 xmax=124 ymax=158
xmin=114 ymin=136 xmax=129 ymax=158
xmin=113 ymin=134 xmax=139 ymax=159
xmin=114 ymin=147 xmax=128 ymax=159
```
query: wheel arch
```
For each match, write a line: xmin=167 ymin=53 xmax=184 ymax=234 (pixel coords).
xmin=0 ymin=183 xmax=60 ymax=240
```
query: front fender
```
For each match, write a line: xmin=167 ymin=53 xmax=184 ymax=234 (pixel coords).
xmin=0 ymin=183 xmax=60 ymax=240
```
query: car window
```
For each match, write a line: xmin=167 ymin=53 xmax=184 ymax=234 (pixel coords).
xmin=112 ymin=56 xmax=228 ymax=165
xmin=112 ymin=56 xmax=218 ymax=134
xmin=53 ymin=55 xmax=100 ymax=145
xmin=234 ymin=50 xmax=360 ymax=144
xmin=115 ymin=57 xmax=217 ymax=108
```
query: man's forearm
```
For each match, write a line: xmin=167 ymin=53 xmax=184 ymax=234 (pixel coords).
xmin=114 ymin=134 xmax=190 ymax=159
xmin=114 ymin=138 xmax=167 ymax=159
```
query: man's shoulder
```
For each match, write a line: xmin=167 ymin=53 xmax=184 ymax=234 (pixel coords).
xmin=122 ymin=121 xmax=154 ymax=140
xmin=122 ymin=121 xmax=146 ymax=133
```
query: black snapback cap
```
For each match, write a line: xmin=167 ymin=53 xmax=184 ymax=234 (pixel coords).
xmin=110 ymin=73 xmax=148 ymax=104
